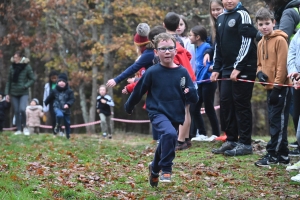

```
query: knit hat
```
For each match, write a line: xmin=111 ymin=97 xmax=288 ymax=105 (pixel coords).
xmin=57 ymin=73 xmax=68 ymax=83
xmin=32 ymin=98 xmax=39 ymax=105
xmin=134 ymin=23 xmax=150 ymax=46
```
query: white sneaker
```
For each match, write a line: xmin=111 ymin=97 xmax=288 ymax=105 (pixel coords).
xmin=291 ymin=174 xmax=300 ymax=182
xmin=23 ymin=128 xmax=30 ymax=136
xmin=203 ymin=135 xmax=218 ymax=142
xmin=14 ymin=130 xmax=22 ymax=135
xmin=59 ymin=131 xmax=65 ymax=137
xmin=191 ymin=134 xmax=208 ymax=141
xmin=102 ymin=132 xmax=107 ymax=137
xmin=286 ymin=160 xmax=300 ymax=171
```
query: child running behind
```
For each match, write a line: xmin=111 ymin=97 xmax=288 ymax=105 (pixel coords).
xmin=254 ymin=7 xmax=291 ymax=167
xmin=26 ymin=98 xmax=44 ymax=135
xmin=97 ymin=85 xmax=114 ymax=139
xmin=125 ymin=33 xmax=198 ymax=186
xmin=44 ymin=73 xmax=75 ymax=139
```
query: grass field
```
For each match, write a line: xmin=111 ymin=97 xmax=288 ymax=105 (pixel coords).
xmin=0 ymin=131 xmax=299 ymax=199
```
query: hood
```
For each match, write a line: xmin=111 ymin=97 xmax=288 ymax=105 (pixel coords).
xmin=286 ymin=0 xmax=300 ymax=9
xmin=27 ymin=105 xmax=43 ymax=110
xmin=10 ymin=57 xmax=30 ymax=64
xmin=261 ymin=30 xmax=288 ymax=60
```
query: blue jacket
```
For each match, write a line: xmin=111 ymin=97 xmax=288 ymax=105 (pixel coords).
xmin=124 ymin=64 xmax=198 ymax=124
xmin=114 ymin=48 xmax=155 ymax=84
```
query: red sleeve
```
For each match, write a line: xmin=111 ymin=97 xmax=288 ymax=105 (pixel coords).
xmin=126 ymin=82 xmax=138 ymax=93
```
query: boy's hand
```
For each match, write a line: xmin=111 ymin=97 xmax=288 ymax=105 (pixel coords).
xmin=106 ymin=79 xmax=116 ymax=87
xmin=127 ymin=78 xmax=135 ymax=84
xmin=64 ymin=104 xmax=69 ymax=109
xmin=5 ymin=95 xmax=10 ymax=102
xmin=97 ymin=109 xmax=100 ymax=113
xmin=210 ymin=72 xmax=219 ymax=82
xmin=257 ymin=71 xmax=268 ymax=85
xmin=122 ymin=87 xmax=129 ymax=94
xmin=230 ymin=69 xmax=241 ymax=82
xmin=183 ymin=88 xmax=189 ymax=94
xmin=100 ymin=99 xmax=107 ymax=104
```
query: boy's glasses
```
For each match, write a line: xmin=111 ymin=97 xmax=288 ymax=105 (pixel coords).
xmin=157 ymin=46 xmax=176 ymax=52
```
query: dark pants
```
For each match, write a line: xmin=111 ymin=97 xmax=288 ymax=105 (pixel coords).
xmin=54 ymin=108 xmax=71 ymax=139
xmin=193 ymin=82 xmax=220 ymax=136
xmin=11 ymin=95 xmax=28 ymax=131
xmin=220 ymin=75 xmax=255 ymax=145
xmin=266 ymin=87 xmax=291 ymax=156
xmin=150 ymin=114 xmax=178 ymax=173
xmin=0 ymin=120 xmax=3 ymax=132
xmin=49 ymin=103 xmax=56 ymax=134
xmin=293 ymin=89 xmax=300 ymax=136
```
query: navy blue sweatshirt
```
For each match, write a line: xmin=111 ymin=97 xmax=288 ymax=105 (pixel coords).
xmin=213 ymin=5 xmax=257 ymax=76
xmin=124 ymin=63 xmax=198 ymax=124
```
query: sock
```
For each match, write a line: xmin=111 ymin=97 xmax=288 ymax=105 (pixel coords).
xmin=178 ymin=141 xmax=184 ymax=145
xmin=185 ymin=138 xmax=190 ymax=142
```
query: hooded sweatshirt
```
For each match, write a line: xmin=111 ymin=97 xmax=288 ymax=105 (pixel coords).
xmin=257 ymin=30 xmax=291 ymax=90
xmin=274 ymin=0 xmax=300 ymax=41
xmin=213 ymin=4 xmax=257 ymax=76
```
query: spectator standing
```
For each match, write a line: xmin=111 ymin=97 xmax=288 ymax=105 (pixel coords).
xmin=5 ymin=51 xmax=36 ymax=135
xmin=0 ymin=92 xmax=10 ymax=132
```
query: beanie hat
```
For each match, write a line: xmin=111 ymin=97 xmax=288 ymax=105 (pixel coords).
xmin=134 ymin=23 xmax=150 ymax=46
xmin=57 ymin=73 xmax=68 ymax=83
xmin=32 ymin=98 xmax=39 ymax=105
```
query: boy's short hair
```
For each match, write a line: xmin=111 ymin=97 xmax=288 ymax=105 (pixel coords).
xmin=163 ymin=12 xmax=180 ymax=32
xmin=255 ymin=7 xmax=274 ymax=22
xmin=153 ymin=33 xmax=176 ymax=49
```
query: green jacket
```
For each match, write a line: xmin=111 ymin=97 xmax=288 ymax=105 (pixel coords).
xmin=5 ymin=58 xmax=36 ymax=96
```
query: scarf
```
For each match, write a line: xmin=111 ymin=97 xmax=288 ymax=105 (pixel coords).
xmin=12 ymin=63 xmax=27 ymax=83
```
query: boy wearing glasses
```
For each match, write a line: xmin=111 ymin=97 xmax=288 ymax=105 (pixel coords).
xmin=125 ymin=33 xmax=198 ymax=187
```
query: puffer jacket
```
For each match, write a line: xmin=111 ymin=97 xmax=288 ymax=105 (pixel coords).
xmin=257 ymin=30 xmax=291 ymax=90
xmin=26 ymin=105 xmax=43 ymax=127
xmin=5 ymin=57 xmax=36 ymax=96
xmin=44 ymin=84 xmax=75 ymax=115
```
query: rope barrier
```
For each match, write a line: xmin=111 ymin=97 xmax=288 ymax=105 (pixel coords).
xmin=2 ymin=106 xmax=221 ymax=130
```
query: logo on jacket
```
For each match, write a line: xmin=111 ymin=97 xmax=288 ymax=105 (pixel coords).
xmin=228 ymin=19 xmax=236 ymax=27
xmin=180 ymin=77 xmax=186 ymax=89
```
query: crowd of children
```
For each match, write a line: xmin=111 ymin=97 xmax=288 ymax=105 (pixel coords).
xmin=2 ymin=0 xmax=300 ymax=187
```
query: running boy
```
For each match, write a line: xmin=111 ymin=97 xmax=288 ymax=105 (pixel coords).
xmin=125 ymin=33 xmax=198 ymax=186
xmin=44 ymin=73 xmax=75 ymax=139
xmin=254 ymin=7 xmax=291 ymax=166
xmin=97 ymin=85 xmax=114 ymax=139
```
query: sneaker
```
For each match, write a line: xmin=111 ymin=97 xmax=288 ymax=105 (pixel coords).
xmin=148 ymin=163 xmax=159 ymax=187
xmin=175 ymin=142 xmax=188 ymax=151
xmin=191 ymin=134 xmax=207 ymax=141
xmin=23 ymin=127 xmax=30 ymax=136
xmin=102 ymin=132 xmax=107 ymax=137
xmin=215 ymin=133 xmax=227 ymax=142
xmin=224 ymin=143 xmax=253 ymax=156
xmin=277 ymin=155 xmax=290 ymax=166
xmin=14 ymin=130 xmax=22 ymax=135
xmin=254 ymin=154 xmax=278 ymax=167
xmin=289 ymin=141 xmax=299 ymax=148
xmin=160 ymin=172 xmax=171 ymax=183
xmin=186 ymin=139 xmax=192 ymax=148
xmin=291 ymin=174 xmax=300 ymax=182
xmin=59 ymin=131 xmax=65 ymax=137
xmin=286 ymin=160 xmax=300 ymax=171
xmin=289 ymin=148 xmax=300 ymax=157
xmin=108 ymin=134 xmax=112 ymax=139
xmin=211 ymin=141 xmax=236 ymax=154
xmin=203 ymin=135 xmax=218 ymax=142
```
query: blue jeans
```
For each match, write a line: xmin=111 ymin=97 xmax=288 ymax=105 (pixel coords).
xmin=54 ymin=108 xmax=71 ymax=139
xmin=150 ymin=114 xmax=178 ymax=173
